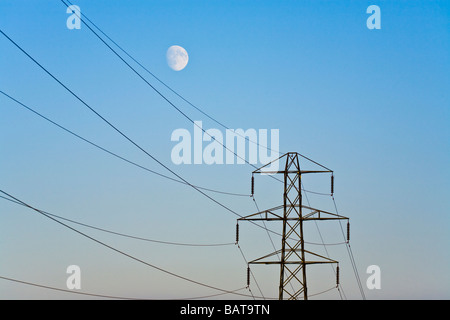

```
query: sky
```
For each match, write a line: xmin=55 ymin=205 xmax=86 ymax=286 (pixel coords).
xmin=0 ymin=0 xmax=449 ymax=300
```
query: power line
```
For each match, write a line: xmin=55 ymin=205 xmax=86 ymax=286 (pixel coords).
xmin=1 ymin=25 xmax=275 ymax=298
xmin=0 ymin=28 xmax=281 ymax=238
xmin=1 ymin=87 xmax=328 ymax=200
xmin=0 ymin=194 xmax=234 ymax=247
xmin=236 ymin=243 xmax=265 ymax=300
xmin=63 ymin=0 xmax=231 ymax=133
xmin=0 ymin=189 xmax=264 ymax=299
xmin=181 ymin=287 xmax=249 ymax=300
xmin=59 ymin=0 xmax=279 ymax=182
xmin=1 ymin=4 xmax=362 ymax=303
xmin=308 ymin=286 xmax=339 ymax=298
xmin=0 ymin=275 xmax=248 ymax=300
xmin=252 ymin=197 xmax=279 ymax=254
xmin=332 ymin=196 xmax=366 ymax=300
xmin=1 ymin=189 xmax=343 ymax=300
xmin=303 ymin=189 xmax=333 ymax=196
xmin=3 ymin=4 xmax=351 ymax=300
xmin=0 ymin=29 xmax=233 ymax=218
xmin=1 ymin=18 xmax=331 ymax=240
xmin=0 ymin=275 xmax=136 ymax=300
xmin=0 ymin=90 xmax=250 ymax=198
xmin=1 ymin=190 xmax=266 ymax=299
xmin=59 ymin=0 xmax=345 ymax=204
xmin=62 ymin=0 xmax=335 ymax=194
xmin=60 ymin=0 xmax=334 ymax=176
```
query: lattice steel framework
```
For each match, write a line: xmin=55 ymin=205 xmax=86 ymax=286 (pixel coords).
xmin=238 ymin=152 xmax=349 ymax=300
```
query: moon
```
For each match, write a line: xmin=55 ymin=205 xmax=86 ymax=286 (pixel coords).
xmin=166 ymin=45 xmax=189 ymax=71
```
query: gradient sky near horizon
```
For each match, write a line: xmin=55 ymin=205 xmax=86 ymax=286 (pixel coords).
xmin=1 ymin=0 xmax=449 ymax=300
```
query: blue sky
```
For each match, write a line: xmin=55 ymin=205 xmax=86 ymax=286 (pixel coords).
xmin=0 ymin=0 xmax=449 ymax=299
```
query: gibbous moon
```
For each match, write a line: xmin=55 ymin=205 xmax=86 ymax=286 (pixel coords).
xmin=166 ymin=45 xmax=189 ymax=71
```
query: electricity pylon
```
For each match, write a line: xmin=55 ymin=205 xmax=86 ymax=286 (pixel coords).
xmin=238 ymin=152 xmax=349 ymax=300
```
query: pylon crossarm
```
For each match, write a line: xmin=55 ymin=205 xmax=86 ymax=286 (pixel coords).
xmin=252 ymin=260 xmax=338 ymax=265
xmin=248 ymin=249 xmax=339 ymax=265
xmin=303 ymin=249 xmax=339 ymax=264
xmin=300 ymin=170 xmax=332 ymax=174
xmin=302 ymin=209 xmax=320 ymax=219
xmin=248 ymin=250 xmax=282 ymax=265
xmin=251 ymin=153 xmax=286 ymax=174
xmin=237 ymin=210 xmax=284 ymax=221
xmin=253 ymin=170 xmax=285 ymax=175
xmin=254 ymin=169 xmax=333 ymax=174
xmin=238 ymin=204 xmax=314 ymax=222
xmin=302 ymin=205 xmax=349 ymax=221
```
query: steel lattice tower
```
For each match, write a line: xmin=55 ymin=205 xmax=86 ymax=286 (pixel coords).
xmin=238 ymin=152 xmax=349 ymax=300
